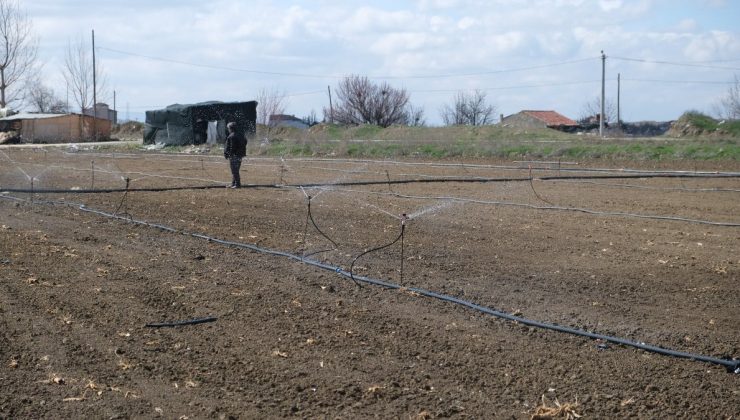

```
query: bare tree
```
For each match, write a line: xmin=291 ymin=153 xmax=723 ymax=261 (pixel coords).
xmin=714 ymin=74 xmax=740 ymax=120
xmin=302 ymin=109 xmax=318 ymax=126
xmin=256 ymin=87 xmax=288 ymax=127
xmin=62 ymin=35 xmax=108 ymax=113
xmin=440 ymin=90 xmax=495 ymax=126
xmin=578 ymin=96 xmax=617 ymax=124
xmin=404 ymin=103 xmax=425 ymax=127
xmin=27 ymin=78 xmax=67 ymax=113
xmin=0 ymin=0 xmax=38 ymax=109
xmin=324 ymin=75 xmax=410 ymax=127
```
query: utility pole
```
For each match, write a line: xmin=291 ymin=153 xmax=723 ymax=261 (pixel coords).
xmin=617 ymin=73 xmax=621 ymax=130
xmin=327 ymin=85 xmax=333 ymax=124
xmin=113 ymin=90 xmax=117 ymax=126
xmin=600 ymin=50 xmax=605 ymax=138
xmin=92 ymin=29 xmax=97 ymax=141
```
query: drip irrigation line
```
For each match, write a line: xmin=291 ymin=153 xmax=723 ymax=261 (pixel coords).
xmin=349 ymin=221 xmax=405 ymax=288
xmin=316 ymin=186 xmax=740 ymax=227
xmin=553 ymin=179 xmax=740 ymax=193
xmin=145 ymin=316 xmax=217 ymax=328
xmin=299 ymin=195 xmax=340 ymax=258
xmin=308 ymin=199 xmax=339 ymax=249
xmin=5 ymin=173 xmax=739 ymax=226
xmin=2 ymin=193 xmax=736 ymax=373
xmin=113 ymin=178 xmax=131 ymax=216
xmin=528 ymin=166 xmax=555 ymax=206
xmin=286 ymin=157 xmax=740 ymax=177
xmin=11 ymin=150 xmax=740 ymax=178
xmin=4 ymin=159 xmax=228 ymax=186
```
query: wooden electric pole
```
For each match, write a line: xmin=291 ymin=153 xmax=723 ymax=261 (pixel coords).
xmin=327 ymin=85 xmax=334 ymax=124
xmin=92 ymin=29 xmax=97 ymax=140
xmin=617 ymin=73 xmax=621 ymax=130
xmin=600 ymin=50 xmax=605 ymax=138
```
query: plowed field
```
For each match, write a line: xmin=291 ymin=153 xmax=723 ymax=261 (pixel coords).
xmin=1 ymin=147 xmax=738 ymax=418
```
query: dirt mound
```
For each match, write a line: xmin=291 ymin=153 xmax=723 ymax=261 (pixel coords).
xmin=112 ymin=121 xmax=144 ymax=140
xmin=667 ymin=112 xmax=728 ymax=137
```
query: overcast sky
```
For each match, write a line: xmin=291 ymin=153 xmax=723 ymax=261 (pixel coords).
xmin=24 ymin=0 xmax=740 ymax=124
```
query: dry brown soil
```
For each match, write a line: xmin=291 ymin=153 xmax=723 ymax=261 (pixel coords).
xmin=1 ymin=147 xmax=738 ymax=419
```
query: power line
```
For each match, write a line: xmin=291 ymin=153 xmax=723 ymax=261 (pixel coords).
xmin=621 ymin=78 xmax=735 ymax=85
xmin=410 ymin=79 xmax=601 ymax=93
xmin=610 ymin=56 xmax=740 ymax=71
xmin=99 ymin=45 xmax=599 ymax=80
xmin=99 ymin=46 xmax=338 ymax=79
xmin=377 ymin=57 xmax=600 ymax=79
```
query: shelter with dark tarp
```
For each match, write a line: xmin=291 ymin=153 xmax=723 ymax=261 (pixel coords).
xmin=144 ymin=101 xmax=257 ymax=145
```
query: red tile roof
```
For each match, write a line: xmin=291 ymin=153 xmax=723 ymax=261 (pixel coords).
xmin=522 ymin=110 xmax=578 ymax=126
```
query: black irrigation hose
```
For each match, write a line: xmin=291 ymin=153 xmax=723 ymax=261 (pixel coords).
xmin=349 ymin=221 xmax=405 ymax=288
xmin=145 ymin=316 xmax=217 ymax=328
xmin=2 ymin=194 xmax=737 ymax=373
xmin=299 ymin=197 xmax=339 ymax=258
xmin=112 ymin=177 xmax=131 ymax=216
xmin=4 ymin=172 xmax=740 ymax=195
xmin=307 ymin=198 xmax=339 ymax=249
xmin=528 ymin=166 xmax=555 ymax=206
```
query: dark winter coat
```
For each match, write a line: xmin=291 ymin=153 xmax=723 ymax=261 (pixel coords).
xmin=224 ymin=131 xmax=247 ymax=159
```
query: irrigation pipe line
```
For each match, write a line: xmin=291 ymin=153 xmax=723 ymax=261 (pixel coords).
xmin=299 ymin=192 xmax=339 ymax=258
xmin=9 ymin=148 xmax=740 ymax=177
xmin=5 ymin=161 xmax=229 ymax=186
xmin=145 ymin=316 xmax=217 ymax=328
xmin=349 ymin=217 xmax=406 ymax=287
xmin=42 ymin=150 xmax=740 ymax=178
xmin=4 ymin=174 xmax=740 ymax=226
xmin=7 ymin=154 xmax=740 ymax=186
xmin=285 ymin=157 xmax=740 ymax=177
xmin=312 ymin=186 xmax=740 ymax=227
xmin=1 ymin=193 xmax=736 ymax=373
xmin=552 ymin=179 xmax=740 ymax=193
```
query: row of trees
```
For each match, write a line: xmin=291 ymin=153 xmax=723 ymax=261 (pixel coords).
xmin=0 ymin=0 xmax=105 ymax=114
xmin=256 ymin=75 xmax=499 ymax=130
xmin=322 ymin=75 xmax=497 ymax=128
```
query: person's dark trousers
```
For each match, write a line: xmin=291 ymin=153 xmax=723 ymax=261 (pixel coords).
xmin=230 ymin=157 xmax=242 ymax=187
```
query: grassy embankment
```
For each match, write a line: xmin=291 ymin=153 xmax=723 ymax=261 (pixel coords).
xmin=110 ymin=114 xmax=740 ymax=161
xmin=258 ymin=121 xmax=740 ymax=161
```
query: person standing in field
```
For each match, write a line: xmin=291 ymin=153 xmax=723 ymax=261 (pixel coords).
xmin=224 ymin=122 xmax=247 ymax=188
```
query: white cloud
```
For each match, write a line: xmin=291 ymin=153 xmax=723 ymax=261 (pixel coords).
xmin=21 ymin=0 xmax=740 ymax=123
xmin=683 ymin=31 xmax=740 ymax=61
xmin=674 ymin=19 xmax=698 ymax=32
xmin=599 ymin=0 xmax=623 ymax=12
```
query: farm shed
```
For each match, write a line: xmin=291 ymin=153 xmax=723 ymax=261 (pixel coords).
xmin=501 ymin=110 xmax=578 ymax=130
xmin=144 ymin=101 xmax=257 ymax=145
xmin=0 ymin=112 xmax=112 ymax=143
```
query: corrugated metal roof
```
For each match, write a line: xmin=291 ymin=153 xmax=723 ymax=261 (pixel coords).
xmin=0 ymin=112 xmax=69 ymax=121
xmin=522 ymin=110 xmax=578 ymax=126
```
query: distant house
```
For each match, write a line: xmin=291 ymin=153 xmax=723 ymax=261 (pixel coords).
xmin=0 ymin=112 xmax=111 ymax=143
xmin=501 ymin=110 xmax=578 ymax=130
xmin=269 ymin=114 xmax=309 ymax=130
xmin=83 ymin=103 xmax=118 ymax=124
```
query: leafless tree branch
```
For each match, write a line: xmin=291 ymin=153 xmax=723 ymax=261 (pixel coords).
xmin=440 ymin=90 xmax=495 ymax=126
xmin=714 ymin=74 xmax=740 ymax=120
xmin=27 ymin=77 xmax=67 ymax=113
xmin=0 ymin=0 xmax=38 ymax=109
xmin=325 ymin=75 xmax=412 ymax=127
xmin=62 ymin=35 xmax=108 ymax=113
